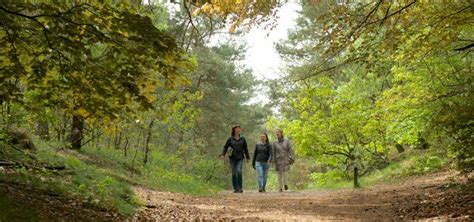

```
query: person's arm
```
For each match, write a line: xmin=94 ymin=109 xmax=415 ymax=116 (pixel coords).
xmin=271 ymin=142 xmax=277 ymax=164
xmin=289 ymin=140 xmax=295 ymax=157
xmin=221 ymin=138 xmax=231 ymax=157
xmin=267 ymin=144 xmax=272 ymax=163
xmin=252 ymin=144 xmax=257 ymax=169
xmin=243 ymin=138 xmax=250 ymax=160
xmin=288 ymin=139 xmax=295 ymax=163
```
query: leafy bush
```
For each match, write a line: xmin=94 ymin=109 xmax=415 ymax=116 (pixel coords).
xmin=307 ymin=151 xmax=449 ymax=189
xmin=402 ymin=155 xmax=447 ymax=176
xmin=309 ymin=170 xmax=347 ymax=189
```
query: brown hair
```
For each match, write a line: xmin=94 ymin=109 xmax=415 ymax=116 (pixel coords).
xmin=276 ymin=128 xmax=284 ymax=138
xmin=231 ymin=125 xmax=240 ymax=137
xmin=261 ymin=132 xmax=269 ymax=144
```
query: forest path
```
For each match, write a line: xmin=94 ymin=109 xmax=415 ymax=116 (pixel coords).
xmin=134 ymin=171 xmax=473 ymax=221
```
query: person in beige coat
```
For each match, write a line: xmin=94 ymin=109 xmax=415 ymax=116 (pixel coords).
xmin=272 ymin=129 xmax=295 ymax=192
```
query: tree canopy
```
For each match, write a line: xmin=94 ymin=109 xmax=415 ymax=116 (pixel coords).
xmin=271 ymin=0 xmax=473 ymax=182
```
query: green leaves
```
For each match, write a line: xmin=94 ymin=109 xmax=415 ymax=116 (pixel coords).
xmin=1 ymin=1 xmax=193 ymax=124
xmin=275 ymin=1 xmax=473 ymax=173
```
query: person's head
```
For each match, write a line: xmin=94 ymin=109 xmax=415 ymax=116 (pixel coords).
xmin=275 ymin=128 xmax=284 ymax=140
xmin=231 ymin=125 xmax=241 ymax=137
xmin=260 ymin=132 xmax=269 ymax=144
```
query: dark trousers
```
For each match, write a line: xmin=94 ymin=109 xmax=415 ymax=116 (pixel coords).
xmin=229 ymin=158 xmax=243 ymax=191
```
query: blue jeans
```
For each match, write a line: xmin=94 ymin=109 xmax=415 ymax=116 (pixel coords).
xmin=229 ymin=158 xmax=244 ymax=191
xmin=256 ymin=161 xmax=269 ymax=190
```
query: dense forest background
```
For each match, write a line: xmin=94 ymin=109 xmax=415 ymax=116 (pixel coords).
xmin=0 ymin=0 xmax=472 ymax=219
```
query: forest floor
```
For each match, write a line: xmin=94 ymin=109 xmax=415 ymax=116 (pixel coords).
xmin=1 ymin=170 xmax=472 ymax=221
xmin=134 ymin=170 xmax=473 ymax=221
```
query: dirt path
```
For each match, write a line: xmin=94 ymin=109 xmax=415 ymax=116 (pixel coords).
xmin=134 ymin=171 xmax=473 ymax=221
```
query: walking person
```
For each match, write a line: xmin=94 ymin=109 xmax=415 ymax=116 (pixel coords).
xmin=272 ymin=129 xmax=295 ymax=192
xmin=220 ymin=125 xmax=250 ymax=193
xmin=252 ymin=132 xmax=272 ymax=193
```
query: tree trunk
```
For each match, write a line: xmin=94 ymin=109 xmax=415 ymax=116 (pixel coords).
xmin=114 ymin=130 xmax=123 ymax=149
xmin=123 ymin=137 xmax=129 ymax=157
xmin=69 ymin=114 xmax=84 ymax=150
xmin=395 ymin=143 xmax=405 ymax=153
xmin=56 ymin=127 xmax=60 ymax=141
xmin=58 ymin=114 xmax=68 ymax=142
xmin=35 ymin=119 xmax=50 ymax=140
xmin=1 ymin=102 xmax=10 ymax=129
xmin=106 ymin=136 xmax=111 ymax=149
xmin=143 ymin=120 xmax=154 ymax=165
xmin=353 ymin=162 xmax=360 ymax=188
xmin=92 ymin=127 xmax=99 ymax=148
xmin=131 ymin=129 xmax=142 ymax=177
xmin=3 ymin=102 xmax=12 ymax=129
xmin=113 ymin=131 xmax=117 ymax=148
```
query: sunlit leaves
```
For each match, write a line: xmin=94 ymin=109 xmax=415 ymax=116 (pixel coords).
xmin=1 ymin=1 xmax=192 ymax=124
xmin=276 ymin=0 xmax=473 ymax=172
xmin=191 ymin=0 xmax=281 ymax=32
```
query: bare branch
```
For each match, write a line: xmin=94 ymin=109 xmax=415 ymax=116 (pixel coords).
xmin=366 ymin=1 xmax=417 ymax=26
xmin=379 ymin=1 xmax=392 ymax=27
xmin=454 ymin=43 xmax=474 ymax=51
xmin=323 ymin=150 xmax=351 ymax=158
xmin=293 ymin=56 xmax=362 ymax=82
xmin=349 ymin=0 xmax=383 ymax=38
xmin=182 ymin=0 xmax=204 ymax=43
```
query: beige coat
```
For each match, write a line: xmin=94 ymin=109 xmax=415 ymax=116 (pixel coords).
xmin=272 ymin=138 xmax=295 ymax=172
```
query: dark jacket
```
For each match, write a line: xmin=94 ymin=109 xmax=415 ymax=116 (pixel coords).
xmin=252 ymin=143 xmax=272 ymax=167
xmin=222 ymin=136 xmax=250 ymax=160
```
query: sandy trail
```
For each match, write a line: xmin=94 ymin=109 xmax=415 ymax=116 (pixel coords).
xmin=134 ymin=171 xmax=473 ymax=221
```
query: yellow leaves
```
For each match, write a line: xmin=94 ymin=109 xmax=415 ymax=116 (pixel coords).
xmin=191 ymin=0 xmax=279 ymax=32
xmin=19 ymin=54 xmax=31 ymax=66
xmin=115 ymin=29 xmax=130 ymax=38
xmin=353 ymin=37 xmax=364 ymax=49
xmin=394 ymin=53 xmax=405 ymax=62
xmin=1 ymin=1 xmax=198 ymax=126
xmin=37 ymin=54 xmax=46 ymax=62
xmin=193 ymin=3 xmax=213 ymax=16
xmin=138 ymin=79 xmax=159 ymax=104
xmin=193 ymin=91 xmax=203 ymax=100
xmin=103 ymin=123 xmax=119 ymax=136
xmin=229 ymin=23 xmax=238 ymax=33
xmin=83 ymin=10 xmax=93 ymax=18
xmin=188 ymin=55 xmax=198 ymax=68
xmin=79 ymin=28 xmax=86 ymax=36
xmin=70 ymin=71 xmax=80 ymax=78
xmin=421 ymin=26 xmax=431 ymax=35
xmin=0 ymin=56 xmax=14 ymax=68
xmin=74 ymin=107 xmax=89 ymax=118
xmin=143 ymin=81 xmax=157 ymax=94
xmin=0 ymin=29 xmax=6 ymax=39
xmin=144 ymin=94 xmax=157 ymax=103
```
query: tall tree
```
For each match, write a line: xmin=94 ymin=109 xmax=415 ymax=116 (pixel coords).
xmin=274 ymin=0 xmax=473 ymax=185
xmin=1 ymin=1 xmax=192 ymax=149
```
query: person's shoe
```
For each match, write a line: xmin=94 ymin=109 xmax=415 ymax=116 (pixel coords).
xmin=279 ymin=189 xmax=283 ymax=192
xmin=258 ymin=189 xmax=263 ymax=193
xmin=233 ymin=190 xmax=238 ymax=193
xmin=284 ymin=185 xmax=288 ymax=190
xmin=262 ymin=189 xmax=266 ymax=192
xmin=238 ymin=190 xmax=243 ymax=193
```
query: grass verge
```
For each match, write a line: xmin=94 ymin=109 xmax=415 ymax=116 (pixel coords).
xmin=308 ymin=149 xmax=450 ymax=189
xmin=0 ymin=139 xmax=223 ymax=217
